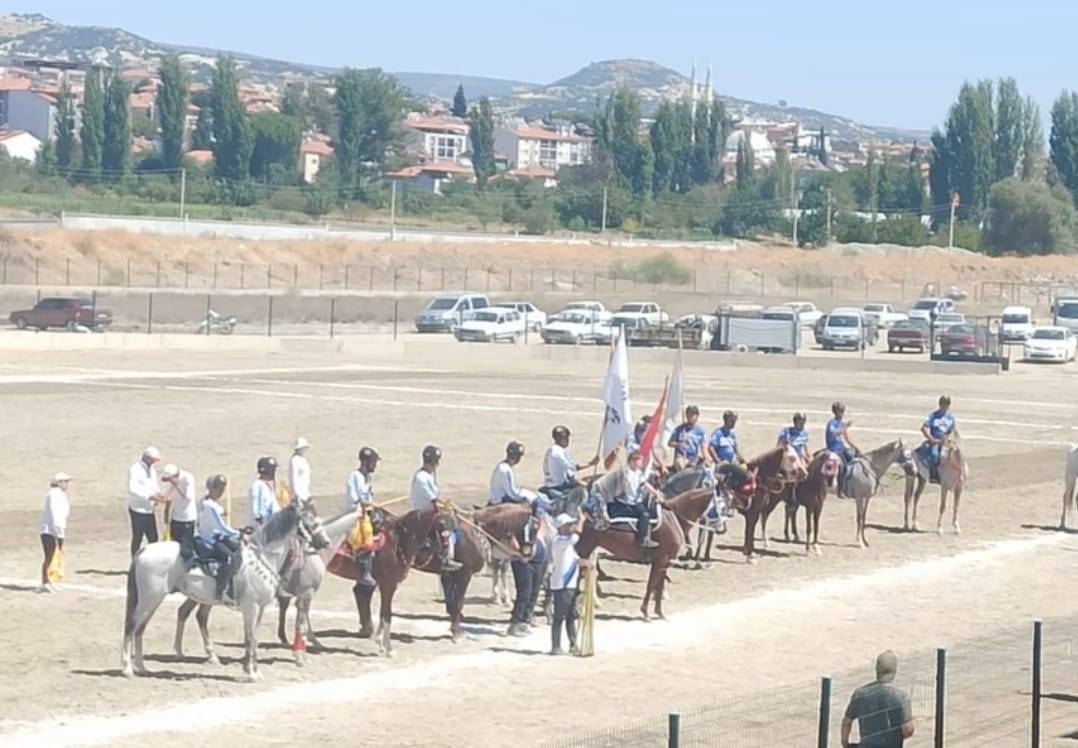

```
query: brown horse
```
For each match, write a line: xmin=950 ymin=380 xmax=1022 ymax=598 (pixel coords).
xmin=775 ymin=452 xmax=832 ymax=556
xmin=737 ymin=445 xmax=808 ymax=563
xmin=412 ymin=511 xmax=490 ymax=642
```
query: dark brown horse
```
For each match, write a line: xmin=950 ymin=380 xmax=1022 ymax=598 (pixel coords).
xmin=737 ymin=445 xmax=808 ymax=563
xmin=775 ymin=452 xmax=833 ymax=556
xmin=412 ymin=513 xmax=489 ymax=641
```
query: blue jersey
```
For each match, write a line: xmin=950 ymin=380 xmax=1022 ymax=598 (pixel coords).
xmin=709 ymin=428 xmax=738 ymax=463
xmin=779 ymin=427 xmax=810 ymax=458
xmin=670 ymin=424 xmax=706 ymax=461
xmin=924 ymin=410 xmax=956 ymax=440
xmin=825 ymin=418 xmax=848 ymax=453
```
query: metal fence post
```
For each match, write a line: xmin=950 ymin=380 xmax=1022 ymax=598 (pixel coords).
xmin=266 ymin=263 xmax=272 ymax=290
xmin=125 ymin=258 xmax=130 ymax=287
xmin=35 ymin=257 xmax=40 ymax=285
xmin=65 ymin=258 xmax=71 ymax=286
xmin=212 ymin=262 xmax=218 ymax=290
xmin=184 ymin=261 xmax=190 ymax=288
xmin=817 ymin=676 xmax=832 ymax=748
xmin=293 ymin=263 xmax=299 ymax=288
xmin=155 ymin=260 xmax=161 ymax=288
xmin=441 ymin=267 xmax=446 ymax=291
xmin=329 ymin=297 xmax=336 ymax=339
xmin=96 ymin=258 xmax=101 ymax=286
xmin=393 ymin=299 xmax=399 ymax=341
xmin=205 ymin=294 xmax=211 ymax=335
xmin=369 ymin=266 xmax=374 ymax=291
xmin=508 ymin=267 xmax=513 ymax=292
xmin=667 ymin=712 xmax=680 ymax=748
xmin=91 ymin=289 xmax=97 ymax=328
xmin=2 ymin=256 xmax=7 ymax=285
xmin=463 ymin=267 xmax=469 ymax=290
xmin=147 ymin=293 xmax=154 ymax=335
xmin=935 ymin=647 xmax=946 ymax=748
xmin=417 ymin=265 xmax=423 ymax=291
xmin=240 ymin=263 xmax=246 ymax=289
xmin=344 ymin=265 xmax=350 ymax=291
xmin=267 ymin=296 xmax=274 ymax=337
xmin=319 ymin=264 xmax=324 ymax=291
xmin=1033 ymin=619 xmax=1043 ymax=747
xmin=393 ymin=266 xmax=399 ymax=292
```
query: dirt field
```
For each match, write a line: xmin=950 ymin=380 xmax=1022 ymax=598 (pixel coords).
xmin=1 ymin=336 xmax=1078 ymax=746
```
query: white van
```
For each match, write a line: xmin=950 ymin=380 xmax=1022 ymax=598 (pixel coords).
xmin=1052 ymin=297 xmax=1078 ymax=335
xmin=414 ymin=293 xmax=490 ymax=333
xmin=821 ymin=307 xmax=878 ymax=350
xmin=999 ymin=305 xmax=1034 ymax=342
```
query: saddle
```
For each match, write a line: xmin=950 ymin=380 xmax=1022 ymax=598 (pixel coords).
xmin=605 ymin=501 xmax=662 ymax=532
xmin=190 ymin=537 xmax=222 ymax=576
xmin=915 ymin=442 xmax=942 ymax=484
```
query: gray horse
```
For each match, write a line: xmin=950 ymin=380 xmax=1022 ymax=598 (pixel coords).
xmin=902 ymin=433 xmax=969 ymax=534
xmin=123 ymin=501 xmax=328 ymax=682
xmin=841 ymin=439 xmax=907 ymax=548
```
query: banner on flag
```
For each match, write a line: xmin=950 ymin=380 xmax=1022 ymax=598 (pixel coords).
xmin=600 ymin=329 xmax=631 ymax=467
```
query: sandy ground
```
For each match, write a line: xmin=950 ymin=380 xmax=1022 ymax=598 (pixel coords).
xmin=1 ymin=338 xmax=1077 ymax=746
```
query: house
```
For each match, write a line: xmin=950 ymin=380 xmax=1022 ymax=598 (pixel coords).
xmin=0 ymin=129 xmax=42 ymax=162
xmin=299 ymin=139 xmax=334 ymax=184
xmin=129 ymin=91 xmax=155 ymax=120
xmin=403 ymin=113 xmax=470 ymax=161
xmin=185 ymin=149 xmax=214 ymax=167
xmin=502 ymin=165 xmax=558 ymax=188
xmin=724 ymin=128 xmax=777 ymax=166
xmin=494 ymin=122 xmax=592 ymax=171
xmin=384 ymin=161 xmax=474 ymax=194
xmin=0 ymin=90 xmax=57 ymax=142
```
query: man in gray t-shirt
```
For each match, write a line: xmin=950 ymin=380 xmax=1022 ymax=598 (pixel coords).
xmin=841 ymin=650 xmax=915 ymax=748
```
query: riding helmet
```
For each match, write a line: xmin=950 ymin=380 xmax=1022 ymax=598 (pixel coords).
xmin=723 ymin=410 xmax=737 ymax=421
xmin=205 ymin=474 xmax=228 ymax=492
xmin=422 ymin=444 xmax=442 ymax=464
xmin=831 ymin=401 xmax=846 ymax=414
xmin=552 ymin=425 xmax=571 ymax=441
xmin=506 ymin=441 xmax=525 ymax=460
xmin=358 ymin=446 xmax=380 ymax=464
xmin=793 ymin=412 xmax=807 ymax=423
xmin=257 ymin=456 xmax=277 ymax=478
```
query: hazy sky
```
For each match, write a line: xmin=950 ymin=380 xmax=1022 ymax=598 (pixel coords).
xmin=5 ymin=1 xmax=1076 ymax=131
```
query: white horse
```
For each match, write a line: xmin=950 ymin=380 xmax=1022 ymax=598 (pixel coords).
xmin=842 ymin=439 xmax=907 ymax=548
xmin=122 ymin=502 xmax=328 ymax=682
xmin=1060 ymin=444 xmax=1078 ymax=530
xmin=173 ymin=507 xmax=359 ymax=665
xmin=902 ymin=433 xmax=970 ymax=534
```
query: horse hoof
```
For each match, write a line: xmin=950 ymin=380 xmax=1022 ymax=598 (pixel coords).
xmin=746 ymin=556 xmax=756 ymax=565
xmin=122 ymin=666 xmax=135 ymax=679
xmin=953 ymin=524 xmax=961 ymax=535
xmin=815 ymin=547 xmax=824 ymax=557
xmin=277 ymin=636 xmax=289 ymax=647
xmin=245 ymin=671 xmax=262 ymax=684
xmin=173 ymin=647 xmax=184 ymax=659
xmin=205 ymin=654 xmax=221 ymax=666
xmin=936 ymin=526 xmax=943 ymax=536
xmin=358 ymin=628 xmax=373 ymax=639
xmin=293 ymin=654 xmax=306 ymax=668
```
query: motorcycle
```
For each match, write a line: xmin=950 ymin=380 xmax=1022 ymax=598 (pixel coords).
xmin=197 ymin=309 xmax=237 ymax=335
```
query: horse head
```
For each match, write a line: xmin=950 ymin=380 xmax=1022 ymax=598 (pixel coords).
xmin=296 ymin=500 xmax=331 ymax=550
xmin=780 ymin=445 xmax=809 ymax=483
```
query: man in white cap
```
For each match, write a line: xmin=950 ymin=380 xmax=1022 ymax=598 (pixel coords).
xmin=289 ymin=437 xmax=312 ymax=506
xmin=127 ymin=446 xmax=166 ymax=556
xmin=161 ymin=463 xmax=197 ymax=554
xmin=40 ymin=472 xmax=72 ymax=592
xmin=549 ymin=512 xmax=584 ymax=656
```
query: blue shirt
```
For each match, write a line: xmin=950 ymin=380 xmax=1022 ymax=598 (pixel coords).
xmin=825 ymin=418 xmax=848 ymax=453
xmin=924 ymin=409 xmax=956 ymax=440
xmin=779 ymin=427 xmax=810 ymax=458
xmin=709 ymin=428 xmax=738 ymax=462
xmin=670 ymin=424 xmax=706 ymax=461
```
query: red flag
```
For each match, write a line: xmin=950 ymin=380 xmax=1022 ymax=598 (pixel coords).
xmin=639 ymin=382 xmax=668 ymax=464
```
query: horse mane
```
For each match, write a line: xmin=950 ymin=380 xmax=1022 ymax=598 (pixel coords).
xmin=746 ymin=445 xmax=785 ymax=472
xmin=253 ymin=503 xmax=300 ymax=547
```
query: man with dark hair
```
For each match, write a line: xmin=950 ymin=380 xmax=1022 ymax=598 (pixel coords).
xmin=841 ymin=650 xmax=915 ymax=747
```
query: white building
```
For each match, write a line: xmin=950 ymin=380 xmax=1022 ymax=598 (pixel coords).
xmin=494 ymin=122 xmax=592 ymax=171
xmin=0 ymin=129 xmax=43 ymax=162
xmin=403 ymin=113 xmax=469 ymax=161
xmin=0 ymin=90 xmax=57 ymax=143
xmin=724 ymin=128 xmax=777 ymax=166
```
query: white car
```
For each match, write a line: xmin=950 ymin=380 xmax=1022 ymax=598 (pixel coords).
xmin=934 ymin=312 xmax=965 ymax=330
xmin=782 ymin=301 xmax=824 ymax=328
xmin=861 ymin=303 xmax=908 ymax=328
xmin=1023 ymin=326 xmax=1077 ymax=363
xmin=498 ymin=301 xmax=547 ymax=331
xmin=540 ymin=311 xmax=609 ymax=345
xmin=453 ymin=308 xmax=526 ymax=343
xmin=909 ymin=297 xmax=956 ymax=323
xmin=1000 ymin=305 xmax=1035 ymax=342
xmin=559 ymin=301 xmax=613 ymax=323
xmin=611 ymin=302 xmax=669 ymax=328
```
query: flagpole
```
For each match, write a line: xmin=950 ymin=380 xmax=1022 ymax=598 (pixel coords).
xmin=594 ymin=329 xmax=619 ymax=477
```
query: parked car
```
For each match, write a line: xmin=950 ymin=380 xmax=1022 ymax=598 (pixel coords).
xmin=939 ymin=324 xmax=991 ymax=356
xmin=1023 ymin=326 xmax=1078 ymax=363
xmin=1051 ymin=297 xmax=1078 ymax=335
xmin=821 ymin=307 xmax=878 ymax=350
xmin=862 ymin=303 xmax=908 ymax=328
xmin=1000 ymin=305 xmax=1035 ymax=342
xmin=540 ymin=311 xmax=609 ymax=345
xmin=414 ymin=293 xmax=490 ymax=333
xmin=813 ymin=314 xmax=829 ymax=345
xmin=498 ymin=301 xmax=547 ymax=331
xmin=611 ymin=302 xmax=668 ymax=327
xmin=781 ymin=301 xmax=824 ymax=327
xmin=453 ymin=308 xmax=525 ymax=343
xmin=934 ymin=312 xmax=966 ymax=330
xmin=762 ymin=305 xmax=799 ymax=324
xmin=909 ymin=297 xmax=956 ymax=323
xmin=558 ymin=301 xmax=613 ymax=323
xmin=887 ymin=319 xmax=930 ymax=353
xmin=10 ymin=296 xmax=113 ymax=330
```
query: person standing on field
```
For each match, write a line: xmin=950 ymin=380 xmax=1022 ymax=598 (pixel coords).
xmin=289 ymin=437 xmax=312 ymax=505
xmin=549 ymin=512 xmax=584 ymax=656
xmin=841 ymin=650 xmax=915 ymax=748
xmin=161 ymin=463 xmax=197 ymax=555
xmin=127 ymin=446 xmax=166 ymax=556
xmin=40 ymin=472 xmax=72 ymax=593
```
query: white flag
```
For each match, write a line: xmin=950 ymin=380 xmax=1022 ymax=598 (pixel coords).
xmin=659 ymin=347 xmax=684 ymax=461
xmin=600 ymin=329 xmax=632 ymax=465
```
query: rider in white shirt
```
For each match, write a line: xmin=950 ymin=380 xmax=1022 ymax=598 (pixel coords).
xmin=540 ymin=425 xmax=599 ymax=497
xmin=161 ymin=464 xmax=198 ymax=553
xmin=346 ymin=446 xmax=381 ymax=588
xmin=489 ymin=441 xmax=530 ymax=506
xmin=409 ymin=445 xmax=461 ymax=571
xmin=289 ymin=437 xmax=312 ymax=506
xmin=248 ymin=457 xmax=279 ymax=527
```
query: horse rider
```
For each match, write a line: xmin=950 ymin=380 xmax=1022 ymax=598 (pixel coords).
xmin=410 ymin=444 xmax=462 ymax=571
xmin=161 ymin=463 xmax=198 ymax=555
xmin=668 ymin=405 xmax=706 ymax=470
xmin=346 ymin=446 xmax=381 ymax=587
xmin=778 ymin=412 xmax=811 ymax=461
xmin=289 ymin=437 xmax=312 ymax=506
xmin=707 ymin=411 xmax=744 ymax=467
xmin=826 ymin=402 xmax=861 ymax=498
xmin=539 ymin=426 xmax=599 ymax=503
xmin=921 ymin=395 xmax=957 ymax=483
xmin=627 ymin=416 xmax=649 ymax=453
xmin=127 ymin=446 xmax=165 ymax=557
xmin=197 ymin=474 xmax=246 ymax=601
xmin=489 ymin=441 xmax=539 ymax=509
xmin=606 ymin=449 xmax=661 ymax=554
xmin=248 ymin=457 xmax=279 ymax=528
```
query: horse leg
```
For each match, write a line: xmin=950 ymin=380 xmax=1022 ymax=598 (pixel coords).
xmin=743 ymin=509 xmax=757 ymax=563
xmin=855 ymin=496 xmax=867 ymax=549
xmin=242 ymin=604 xmax=263 ymax=682
xmin=912 ymin=477 xmax=926 ymax=532
xmin=379 ymin=583 xmax=395 ymax=657
xmin=936 ymin=486 xmax=948 ymax=535
xmin=292 ymin=597 xmax=308 ymax=666
xmin=814 ymin=503 xmax=824 ymax=556
xmin=303 ymin=597 xmax=323 ymax=651
xmin=759 ymin=502 xmax=772 ymax=550
xmin=353 ymin=583 xmax=374 ymax=638
xmin=952 ymin=486 xmax=962 ymax=534
xmin=277 ymin=595 xmax=291 ymax=646
xmin=127 ymin=598 xmax=165 ymax=677
xmin=640 ymin=561 xmax=660 ymax=620
xmin=804 ymin=501 xmax=812 ymax=555
xmin=174 ymin=597 xmax=198 ymax=657
xmin=195 ymin=604 xmax=219 ymax=665
xmin=1062 ymin=480 xmax=1074 ymax=531
xmin=654 ymin=560 xmax=670 ymax=620
xmin=903 ymin=476 xmax=913 ymax=532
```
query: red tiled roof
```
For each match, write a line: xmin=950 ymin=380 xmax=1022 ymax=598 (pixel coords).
xmin=300 ymin=140 xmax=334 ymax=157
xmin=0 ymin=77 xmax=32 ymax=92
xmin=386 ymin=160 xmax=474 ymax=179
xmin=405 ymin=115 xmax=469 ymax=135
xmin=512 ymin=125 xmax=586 ymax=143
xmin=185 ymin=149 xmax=214 ymax=165
xmin=0 ymin=129 xmax=29 ymax=141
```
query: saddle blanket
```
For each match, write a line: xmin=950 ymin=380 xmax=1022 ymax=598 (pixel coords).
xmin=606 ymin=503 xmax=662 ymax=529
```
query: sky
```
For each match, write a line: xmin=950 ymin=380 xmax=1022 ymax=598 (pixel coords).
xmin=4 ymin=0 xmax=1077 ymax=132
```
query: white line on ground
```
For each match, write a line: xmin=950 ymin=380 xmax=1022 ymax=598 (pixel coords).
xmin=0 ymin=363 xmax=453 ymax=385
xmin=1 ymin=532 xmax=1067 ymax=747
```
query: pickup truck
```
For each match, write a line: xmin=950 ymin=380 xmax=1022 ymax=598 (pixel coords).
xmin=887 ymin=319 xmax=930 ymax=353
xmin=610 ymin=302 xmax=668 ymax=328
xmin=10 ymin=297 xmax=113 ymax=330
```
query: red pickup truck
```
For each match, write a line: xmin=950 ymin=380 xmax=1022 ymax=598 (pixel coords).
xmin=9 ymin=297 xmax=113 ymax=330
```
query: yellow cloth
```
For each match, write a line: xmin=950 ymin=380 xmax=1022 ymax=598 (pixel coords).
xmin=46 ymin=545 xmax=63 ymax=583
xmin=347 ymin=515 xmax=374 ymax=552
xmin=277 ymin=483 xmax=293 ymax=509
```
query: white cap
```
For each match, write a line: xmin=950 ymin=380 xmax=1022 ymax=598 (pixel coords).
xmin=293 ymin=436 xmax=311 ymax=451
xmin=143 ymin=446 xmax=161 ymax=462
xmin=555 ymin=513 xmax=575 ymax=528
xmin=161 ymin=463 xmax=179 ymax=480
xmin=52 ymin=472 xmax=73 ymax=484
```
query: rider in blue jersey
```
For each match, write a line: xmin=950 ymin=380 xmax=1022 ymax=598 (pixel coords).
xmin=777 ymin=412 xmax=811 ymax=459
xmin=921 ymin=395 xmax=956 ymax=482
xmin=825 ymin=402 xmax=860 ymax=498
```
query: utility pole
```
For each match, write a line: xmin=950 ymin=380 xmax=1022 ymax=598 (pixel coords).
xmin=948 ymin=191 xmax=960 ymax=248
xmin=600 ymin=185 xmax=609 ymax=235
xmin=825 ymin=188 xmax=833 ymax=246
xmin=179 ymin=167 xmax=187 ymax=219
xmin=389 ymin=180 xmax=397 ymax=241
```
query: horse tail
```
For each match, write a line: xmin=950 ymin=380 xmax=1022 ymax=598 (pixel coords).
xmin=123 ymin=554 xmax=140 ymax=637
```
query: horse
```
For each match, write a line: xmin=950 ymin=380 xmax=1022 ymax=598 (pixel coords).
xmin=1060 ymin=443 xmax=1078 ymax=530
xmin=475 ymin=503 xmax=540 ymax=610
xmin=657 ymin=466 xmax=720 ymax=562
xmin=173 ymin=508 xmax=360 ymax=665
xmin=413 ymin=510 xmax=490 ymax=641
xmin=842 ymin=439 xmax=907 ymax=548
xmin=122 ymin=501 xmax=328 ymax=681
xmin=902 ymin=433 xmax=970 ymax=534
xmin=737 ymin=445 xmax=809 ymax=563
xmin=776 ymin=451 xmax=832 ymax=556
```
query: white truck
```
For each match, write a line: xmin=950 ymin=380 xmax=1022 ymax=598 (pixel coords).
xmin=610 ymin=302 xmax=669 ymax=328
xmin=1051 ymin=297 xmax=1078 ymax=335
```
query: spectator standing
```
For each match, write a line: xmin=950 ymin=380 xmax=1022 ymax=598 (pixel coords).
xmin=549 ymin=512 xmax=584 ymax=655
xmin=39 ymin=472 xmax=72 ymax=592
xmin=841 ymin=650 xmax=915 ymax=748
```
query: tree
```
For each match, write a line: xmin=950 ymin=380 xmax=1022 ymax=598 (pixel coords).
xmin=248 ymin=112 xmax=302 ymax=181
xmin=102 ymin=73 xmax=131 ymax=177
xmin=157 ymin=54 xmax=190 ymax=170
xmin=210 ymin=54 xmax=253 ymax=181
xmin=994 ymin=77 xmax=1024 ymax=182
xmin=468 ymin=96 xmax=496 ymax=189
xmin=760 ymin=145 xmax=792 ymax=202
xmin=1050 ymin=91 xmax=1078 ymax=204
xmin=54 ymin=80 xmax=76 ymax=172
xmin=35 ymin=140 xmax=56 ymax=176
xmin=333 ymin=68 xmax=408 ymax=196
xmin=191 ymin=106 xmax=213 ymax=150
xmin=305 ymin=83 xmax=336 ymax=134
xmin=281 ymin=83 xmax=304 ymax=119
xmin=985 ymin=177 xmax=1076 ymax=255
xmin=929 ymin=81 xmax=995 ymax=223
xmin=452 ymin=84 xmax=468 ymax=118
xmin=690 ymin=95 xmax=725 ymax=184
xmin=1020 ymin=97 xmax=1044 ymax=181
xmin=716 ymin=185 xmax=778 ymax=238
xmin=80 ymin=68 xmax=105 ymax=175
xmin=595 ymin=88 xmax=650 ymax=196
xmin=734 ymin=134 xmax=755 ymax=190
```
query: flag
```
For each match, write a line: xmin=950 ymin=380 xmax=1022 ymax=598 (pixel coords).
xmin=600 ymin=329 xmax=631 ymax=467
xmin=639 ymin=380 xmax=668 ymax=465
xmin=659 ymin=343 xmax=684 ymax=461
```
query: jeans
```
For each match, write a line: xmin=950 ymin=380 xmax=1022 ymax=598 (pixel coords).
xmin=170 ymin=520 xmax=196 ymax=557
xmin=129 ymin=509 xmax=158 ymax=556
xmin=551 ymin=588 xmax=579 ymax=652
xmin=510 ymin=559 xmax=536 ymax=624
xmin=927 ymin=442 xmax=942 ymax=470
xmin=40 ymin=533 xmax=64 ymax=585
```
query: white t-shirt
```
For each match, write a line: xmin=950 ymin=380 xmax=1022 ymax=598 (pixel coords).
xmin=346 ymin=469 xmax=373 ymax=510
xmin=543 ymin=445 xmax=576 ymax=488
xmin=41 ymin=486 xmax=70 ymax=537
xmin=127 ymin=460 xmax=160 ymax=515
xmin=619 ymin=466 xmax=645 ymax=505
xmin=488 ymin=461 xmax=524 ymax=504
xmin=289 ymin=453 xmax=311 ymax=503
xmin=550 ymin=532 xmax=580 ymax=590
xmin=165 ymin=469 xmax=198 ymax=523
xmin=410 ymin=469 xmax=439 ymax=510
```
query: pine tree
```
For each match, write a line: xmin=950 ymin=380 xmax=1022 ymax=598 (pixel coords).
xmin=451 ymin=84 xmax=468 ymax=118
xmin=54 ymin=80 xmax=76 ymax=172
xmin=157 ymin=54 xmax=191 ymax=170
xmin=102 ymin=73 xmax=131 ymax=178
xmin=210 ymin=54 xmax=253 ymax=181
xmin=468 ymin=96 xmax=496 ymax=189
xmin=80 ymin=68 xmax=105 ymax=175
xmin=192 ymin=107 xmax=213 ymax=150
